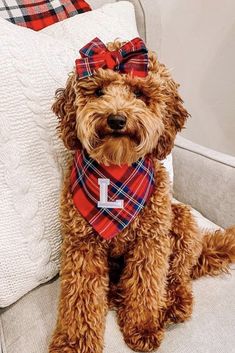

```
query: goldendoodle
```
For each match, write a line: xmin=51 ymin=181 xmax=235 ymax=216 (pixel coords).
xmin=49 ymin=37 xmax=235 ymax=353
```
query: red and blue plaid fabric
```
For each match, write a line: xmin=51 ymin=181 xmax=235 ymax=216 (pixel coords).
xmin=0 ymin=0 xmax=91 ymax=31
xmin=71 ymin=150 xmax=155 ymax=240
xmin=75 ymin=37 xmax=149 ymax=79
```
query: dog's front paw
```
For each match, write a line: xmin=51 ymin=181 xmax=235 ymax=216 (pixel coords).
xmin=49 ymin=329 xmax=104 ymax=353
xmin=48 ymin=331 xmax=77 ymax=353
xmin=166 ymin=284 xmax=193 ymax=324
xmin=123 ymin=325 xmax=164 ymax=352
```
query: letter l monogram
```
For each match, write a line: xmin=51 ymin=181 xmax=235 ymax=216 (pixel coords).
xmin=97 ymin=178 xmax=124 ymax=209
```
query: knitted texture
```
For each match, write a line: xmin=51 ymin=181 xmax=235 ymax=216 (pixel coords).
xmin=0 ymin=1 xmax=139 ymax=307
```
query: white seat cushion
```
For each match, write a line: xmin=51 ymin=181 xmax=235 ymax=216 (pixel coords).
xmin=1 ymin=208 xmax=234 ymax=353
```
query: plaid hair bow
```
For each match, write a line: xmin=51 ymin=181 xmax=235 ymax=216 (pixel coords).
xmin=75 ymin=37 xmax=149 ymax=79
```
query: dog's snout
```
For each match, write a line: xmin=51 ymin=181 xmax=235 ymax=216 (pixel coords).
xmin=107 ymin=115 xmax=126 ymax=130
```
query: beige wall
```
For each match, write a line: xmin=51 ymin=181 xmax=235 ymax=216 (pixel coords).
xmin=157 ymin=0 xmax=235 ymax=156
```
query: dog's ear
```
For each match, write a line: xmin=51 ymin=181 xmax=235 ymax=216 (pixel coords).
xmin=148 ymin=53 xmax=189 ymax=160
xmin=148 ymin=51 xmax=159 ymax=73
xmin=52 ymin=75 xmax=81 ymax=150
xmin=154 ymin=81 xmax=189 ymax=160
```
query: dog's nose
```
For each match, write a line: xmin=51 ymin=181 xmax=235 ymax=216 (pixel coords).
xmin=107 ymin=115 xmax=126 ymax=130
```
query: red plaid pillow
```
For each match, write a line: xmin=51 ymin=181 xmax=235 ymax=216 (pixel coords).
xmin=0 ymin=0 xmax=91 ymax=31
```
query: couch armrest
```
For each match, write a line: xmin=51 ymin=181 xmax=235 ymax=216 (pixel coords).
xmin=134 ymin=0 xmax=161 ymax=51
xmin=173 ymin=136 xmax=235 ymax=228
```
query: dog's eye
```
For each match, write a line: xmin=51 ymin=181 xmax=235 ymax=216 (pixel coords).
xmin=95 ymin=88 xmax=104 ymax=97
xmin=134 ymin=89 xmax=144 ymax=98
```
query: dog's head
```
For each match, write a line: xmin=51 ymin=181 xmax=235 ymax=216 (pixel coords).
xmin=53 ymin=40 xmax=189 ymax=165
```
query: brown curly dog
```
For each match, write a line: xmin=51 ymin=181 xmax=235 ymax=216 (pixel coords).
xmin=49 ymin=39 xmax=235 ymax=353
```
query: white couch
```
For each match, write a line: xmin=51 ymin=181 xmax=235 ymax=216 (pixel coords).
xmin=1 ymin=1 xmax=235 ymax=353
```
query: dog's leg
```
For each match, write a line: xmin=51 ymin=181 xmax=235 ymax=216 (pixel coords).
xmin=117 ymin=234 xmax=171 ymax=352
xmin=164 ymin=203 xmax=202 ymax=324
xmin=49 ymin=236 xmax=109 ymax=353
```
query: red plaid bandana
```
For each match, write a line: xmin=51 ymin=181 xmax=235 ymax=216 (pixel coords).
xmin=0 ymin=0 xmax=91 ymax=31
xmin=75 ymin=37 xmax=149 ymax=79
xmin=71 ymin=150 xmax=155 ymax=240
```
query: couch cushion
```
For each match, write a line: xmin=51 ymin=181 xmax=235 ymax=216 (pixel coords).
xmin=1 ymin=209 xmax=234 ymax=353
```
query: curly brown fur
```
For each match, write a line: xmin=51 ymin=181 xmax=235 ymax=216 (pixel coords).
xmin=49 ymin=163 xmax=109 ymax=353
xmin=191 ymin=226 xmax=235 ymax=279
xmin=49 ymin=41 xmax=235 ymax=353
xmin=52 ymin=44 xmax=188 ymax=165
xmin=164 ymin=203 xmax=202 ymax=325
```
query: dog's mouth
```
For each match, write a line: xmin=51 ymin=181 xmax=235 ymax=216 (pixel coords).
xmin=87 ymin=123 xmax=148 ymax=165
xmin=97 ymin=129 xmax=140 ymax=144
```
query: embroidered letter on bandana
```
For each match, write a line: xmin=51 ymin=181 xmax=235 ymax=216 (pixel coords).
xmin=70 ymin=150 xmax=155 ymax=240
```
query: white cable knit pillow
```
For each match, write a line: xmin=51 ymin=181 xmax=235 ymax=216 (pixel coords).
xmin=0 ymin=1 xmax=139 ymax=307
